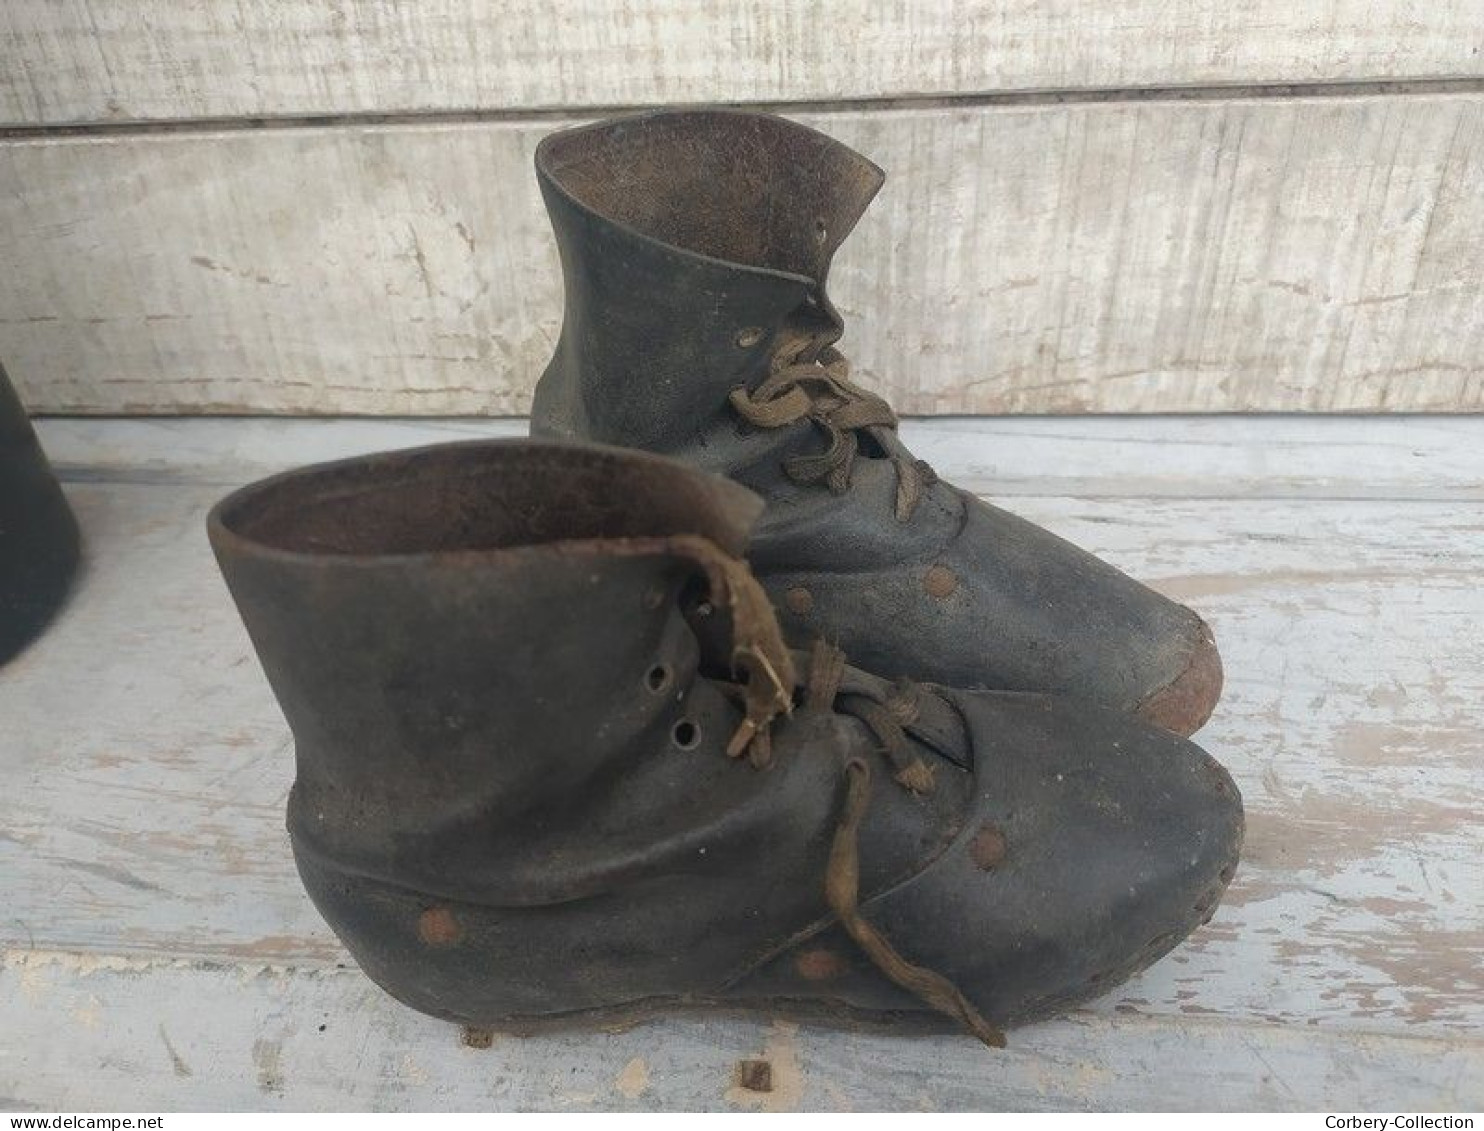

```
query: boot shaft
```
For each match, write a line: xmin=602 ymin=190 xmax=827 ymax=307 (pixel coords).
xmin=209 ymin=439 xmax=879 ymax=1015
xmin=208 ymin=440 xmax=768 ymax=885
xmin=533 ymin=110 xmax=883 ymax=455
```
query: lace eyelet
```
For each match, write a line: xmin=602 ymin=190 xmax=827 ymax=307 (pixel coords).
xmin=735 ymin=327 xmax=765 ymax=349
xmin=644 ymin=663 xmax=673 ymax=693
xmin=671 ymin=719 xmax=702 ymax=750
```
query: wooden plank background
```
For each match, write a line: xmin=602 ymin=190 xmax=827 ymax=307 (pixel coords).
xmin=3 ymin=1 xmax=1482 ymax=125
xmin=1 ymin=4 xmax=1482 ymax=414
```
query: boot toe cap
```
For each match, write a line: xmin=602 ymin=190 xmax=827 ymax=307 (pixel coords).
xmin=1135 ymin=613 xmax=1224 ymax=736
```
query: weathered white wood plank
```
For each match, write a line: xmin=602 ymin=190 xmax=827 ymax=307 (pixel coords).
xmin=4 ymin=97 xmax=1483 ymax=415
xmin=32 ymin=415 xmax=1484 ymax=501
xmin=2 ymin=954 xmax=1479 ymax=1111
xmin=2 ymin=420 xmax=1480 ymax=1048
xmin=3 ymin=1 xmax=1482 ymax=127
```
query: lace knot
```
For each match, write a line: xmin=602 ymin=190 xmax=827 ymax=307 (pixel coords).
xmin=727 ymin=334 xmax=935 ymax=521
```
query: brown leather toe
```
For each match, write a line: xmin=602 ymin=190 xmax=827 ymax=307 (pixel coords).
xmin=1135 ymin=615 xmax=1224 ymax=736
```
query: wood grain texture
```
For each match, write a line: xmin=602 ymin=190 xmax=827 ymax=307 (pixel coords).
xmin=3 ymin=1 xmax=1482 ymax=126
xmin=34 ymin=415 xmax=1484 ymax=500
xmin=4 ymin=95 xmax=1484 ymax=415
xmin=1 ymin=957 xmax=1479 ymax=1110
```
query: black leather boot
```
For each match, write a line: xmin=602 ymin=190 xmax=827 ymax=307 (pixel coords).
xmin=1 ymin=361 xmax=79 ymax=666
xmin=530 ymin=109 xmax=1223 ymax=736
xmin=209 ymin=439 xmax=1242 ymax=1043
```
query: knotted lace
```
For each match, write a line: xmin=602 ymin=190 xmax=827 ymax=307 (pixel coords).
xmin=728 ymin=330 xmax=938 ymax=522
xmin=675 ymin=545 xmax=1001 ymax=1047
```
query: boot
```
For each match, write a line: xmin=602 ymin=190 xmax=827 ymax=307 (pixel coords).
xmin=1 ymin=361 xmax=79 ymax=666
xmin=530 ymin=109 xmax=1222 ymax=736
xmin=209 ymin=438 xmax=1242 ymax=1042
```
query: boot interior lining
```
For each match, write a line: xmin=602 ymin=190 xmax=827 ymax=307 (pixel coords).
xmin=216 ymin=442 xmax=758 ymax=558
xmin=540 ymin=111 xmax=883 ymax=280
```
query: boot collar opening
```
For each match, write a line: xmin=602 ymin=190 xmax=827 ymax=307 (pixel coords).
xmin=208 ymin=439 xmax=762 ymax=563
xmin=537 ymin=109 xmax=884 ymax=285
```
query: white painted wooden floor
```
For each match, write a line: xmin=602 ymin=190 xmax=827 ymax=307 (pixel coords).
xmin=2 ymin=416 xmax=1480 ymax=1112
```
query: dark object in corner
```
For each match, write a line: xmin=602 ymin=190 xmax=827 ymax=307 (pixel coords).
xmin=0 ymin=361 xmax=79 ymax=665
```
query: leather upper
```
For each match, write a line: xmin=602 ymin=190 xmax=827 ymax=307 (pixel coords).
xmin=531 ymin=110 xmax=1219 ymax=720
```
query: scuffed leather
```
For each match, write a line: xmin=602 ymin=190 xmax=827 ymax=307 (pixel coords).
xmin=210 ymin=439 xmax=1242 ymax=1030
xmin=531 ymin=109 xmax=1219 ymax=725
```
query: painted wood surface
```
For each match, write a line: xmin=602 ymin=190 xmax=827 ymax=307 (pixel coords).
xmin=1 ymin=417 xmax=1480 ymax=1109
xmin=2 ymin=956 xmax=1479 ymax=1111
xmin=34 ymin=415 xmax=1484 ymax=501
xmin=4 ymin=96 xmax=1484 ymax=416
xmin=3 ymin=1 xmax=1482 ymax=127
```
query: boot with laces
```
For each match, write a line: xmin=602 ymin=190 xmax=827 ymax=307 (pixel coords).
xmin=530 ymin=109 xmax=1223 ymax=735
xmin=209 ymin=438 xmax=1242 ymax=1042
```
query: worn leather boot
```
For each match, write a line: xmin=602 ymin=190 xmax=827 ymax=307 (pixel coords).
xmin=530 ymin=109 xmax=1223 ymax=736
xmin=1 ymin=361 xmax=79 ymax=666
xmin=210 ymin=439 xmax=1242 ymax=1043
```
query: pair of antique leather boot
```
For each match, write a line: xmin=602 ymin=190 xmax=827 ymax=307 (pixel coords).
xmin=210 ymin=110 xmax=1243 ymax=1047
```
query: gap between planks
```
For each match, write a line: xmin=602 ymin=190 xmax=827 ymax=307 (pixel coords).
xmin=7 ymin=77 xmax=1484 ymax=139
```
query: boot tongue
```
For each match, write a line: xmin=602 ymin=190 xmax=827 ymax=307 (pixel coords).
xmin=537 ymin=109 xmax=885 ymax=285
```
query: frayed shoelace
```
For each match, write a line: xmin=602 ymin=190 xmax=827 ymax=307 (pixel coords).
xmin=803 ymin=639 xmax=1006 ymax=1049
